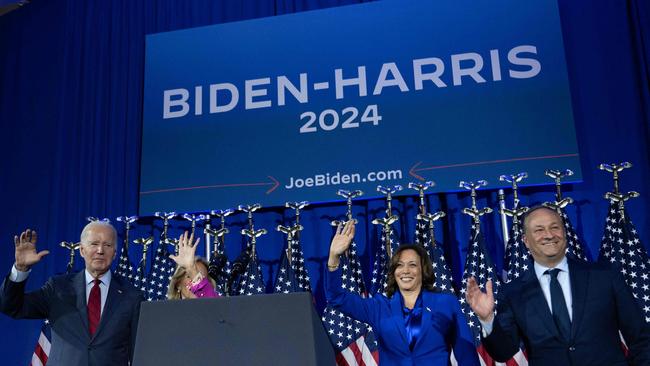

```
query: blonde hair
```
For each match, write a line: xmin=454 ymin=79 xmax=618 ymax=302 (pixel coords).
xmin=166 ymin=257 xmax=217 ymax=300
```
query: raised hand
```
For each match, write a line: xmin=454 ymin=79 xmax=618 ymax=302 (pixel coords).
xmin=169 ymin=231 xmax=200 ymax=271
xmin=328 ymin=221 xmax=355 ymax=269
xmin=465 ymin=277 xmax=495 ymax=322
xmin=14 ymin=229 xmax=49 ymax=271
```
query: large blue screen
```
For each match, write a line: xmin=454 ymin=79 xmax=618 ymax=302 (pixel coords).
xmin=140 ymin=0 xmax=581 ymax=214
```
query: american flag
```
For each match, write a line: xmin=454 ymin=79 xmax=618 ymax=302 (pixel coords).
xmin=415 ymin=220 xmax=455 ymax=293
xmin=144 ymin=241 xmax=176 ymax=301
xmin=370 ymin=228 xmax=399 ymax=295
xmin=113 ymin=242 xmax=134 ymax=284
xmin=30 ymin=253 xmax=79 ymax=366
xmin=289 ymin=238 xmax=311 ymax=292
xmin=237 ymin=254 xmax=266 ymax=296
xmin=322 ymin=239 xmax=379 ymax=366
xmin=208 ymin=238 xmax=231 ymax=296
xmin=559 ymin=208 xmax=589 ymax=262
xmin=132 ymin=260 xmax=148 ymax=293
xmin=598 ymin=202 xmax=650 ymax=323
xmin=274 ymin=253 xmax=299 ymax=294
xmin=274 ymin=239 xmax=311 ymax=293
xmin=458 ymin=221 xmax=502 ymax=365
xmin=30 ymin=320 xmax=51 ymax=366
xmin=503 ymin=219 xmax=531 ymax=283
xmin=497 ymin=218 xmax=531 ymax=366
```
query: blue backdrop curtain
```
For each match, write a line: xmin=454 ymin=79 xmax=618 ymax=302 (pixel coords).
xmin=1 ymin=0 xmax=649 ymax=363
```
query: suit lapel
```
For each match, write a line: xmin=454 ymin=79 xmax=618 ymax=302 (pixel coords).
xmin=520 ymin=270 xmax=560 ymax=339
xmin=92 ymin=273 xmax=121 ymax=340
xmin=389 ymin=293 xmax=409 ymax=348
xmin=73 ymin=271 xmax=90 ymax=338
xmin=568 ymin=259 xmax=588 ymax=339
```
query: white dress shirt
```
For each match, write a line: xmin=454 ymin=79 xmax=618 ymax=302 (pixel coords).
xmin=533 ymin=256 xmax=573 ymax=320
xmin=84 ymin=270 xmax=111 ymax=316
xmin=480 ymin=256 xmax=573 ymax=335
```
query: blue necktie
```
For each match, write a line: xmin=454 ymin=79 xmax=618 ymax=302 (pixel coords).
xmin=546 ymin=268 xmax=571 ymax=340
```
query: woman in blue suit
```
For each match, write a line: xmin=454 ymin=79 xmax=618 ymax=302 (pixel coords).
xmin=326 ymin=221 xmax=479 ymax=366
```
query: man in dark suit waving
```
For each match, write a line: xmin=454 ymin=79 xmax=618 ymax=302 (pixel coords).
xmin=0 ymin=221 xmax=143 ymax=366
xmin=465 ymin=206 xmax=650 ymax=366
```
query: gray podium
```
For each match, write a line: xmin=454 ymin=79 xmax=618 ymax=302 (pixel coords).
xmin=133 ymin=292 xmax=335 ymax=365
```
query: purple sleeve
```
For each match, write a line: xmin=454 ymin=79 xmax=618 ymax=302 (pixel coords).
xmin=189 ymin=277 xmax=219 ymax=298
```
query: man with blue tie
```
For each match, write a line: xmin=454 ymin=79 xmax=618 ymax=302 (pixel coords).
xmin=0 ymin=221 xmax=144 ymax=366
xmin=465 ymin=206 xmax=650 ymax=366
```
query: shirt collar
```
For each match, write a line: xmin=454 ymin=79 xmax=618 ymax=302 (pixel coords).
xmin=84 ymin=269 xmax=111 ymax=286
xmin=534 ymin=256 xmax=569 ymax=281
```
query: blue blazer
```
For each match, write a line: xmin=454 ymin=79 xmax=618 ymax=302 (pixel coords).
xmin=326 ymin=267 xmax=479 ymax=366
xmin=0 ymin=270 xmax=144 ymax=366
xmin=483 ymin=259 xmax=650 ymax=366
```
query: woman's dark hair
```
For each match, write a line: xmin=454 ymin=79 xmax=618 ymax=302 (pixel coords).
xmin=385 ymin=244 xmax=435 ymax=298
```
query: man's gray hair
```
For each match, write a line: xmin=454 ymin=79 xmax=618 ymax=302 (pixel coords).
xmin=80 ymin=221 xmax=118 ymax=245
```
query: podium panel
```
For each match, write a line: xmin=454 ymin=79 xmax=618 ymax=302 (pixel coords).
xmin=133 ymin=292 xmax=334 ymax=365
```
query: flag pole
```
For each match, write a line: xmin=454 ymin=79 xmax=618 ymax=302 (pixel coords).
xmin=498 ymin=172 xmax=529 ymax=225
xmin=497 ymin=190 xmax=509 ymax=246
xmin=116 ymin=215 xmax=138 ymax=254
xmin=460 ymin=180 xmax=492 ymax=226
xmin=330 ymin=190 xmax=363 ymax=258
xmin=155 ymin=211 xmax=178 ymax=254
xmin=59 ymin=241 xmax=80 ymax=273
xmin=409 ymin=181 xmax=445 ymax=247
xmin=543 ymin=169 xmax=575 ymax=211
xmin=599 ymin=162 xmax=640 ymax=219
xmin=372 ymin=185 xmax=402 ymax=258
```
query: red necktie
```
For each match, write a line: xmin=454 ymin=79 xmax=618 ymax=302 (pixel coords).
xmin=88 ymin=279 xmax=101 ymax=336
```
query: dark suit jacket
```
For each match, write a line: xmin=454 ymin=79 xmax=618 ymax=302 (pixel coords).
xmin=326 ymin=267 xmax=480 ymax=366
xmin=483 ymin=259 xmax=650 ymax=366
xmin=0 ymin=270 xmax=144 ymax=366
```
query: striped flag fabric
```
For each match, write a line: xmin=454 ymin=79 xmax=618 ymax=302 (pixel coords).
xmin=30 ymin=320 xmax=51 ymax=366
xmin=322 ymin=239 xmax=379 ymax=366
xmin=30 ymin=251 xmax=79 ymax=366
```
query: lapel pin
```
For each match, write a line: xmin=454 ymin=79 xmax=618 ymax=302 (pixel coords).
xmin=426 ymin=307 xmax=431 ymax=312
